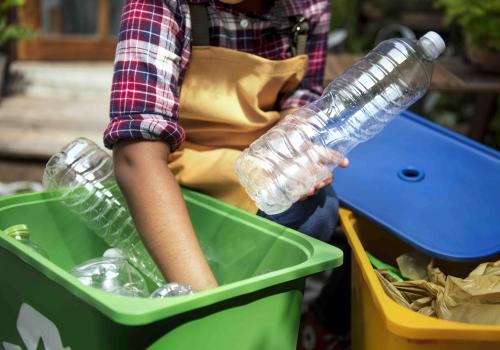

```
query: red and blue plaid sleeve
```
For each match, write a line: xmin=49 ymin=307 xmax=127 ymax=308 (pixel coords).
xmin=280 ymin=0 xmax=331 ymax=110
xmin=104 ymin=0 xmax=190 ymax=151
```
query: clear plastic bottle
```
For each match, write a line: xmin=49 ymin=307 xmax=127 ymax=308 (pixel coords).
xmin=236 ymin=31 xmax=446 ymax=215
xmin=150 ymin=283 xmax=196 ymax=298
xmin=42 ymin=138 xmax=165 ymax=287
xmin=3 ymin=224 xmax=48 ymax=258
xmin=71 ymin=248 xmax=149 ymax=297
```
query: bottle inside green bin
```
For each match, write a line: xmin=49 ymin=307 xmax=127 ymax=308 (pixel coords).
xmin=42 ymin=138 xmax=165 ymax=287
xmin=4 ymin=224 xmax=48 ymax=258
xmin=43 ymin=138 xmax=215 ymax=293
xmin=71 ymin=248 xmax=150 ymax=297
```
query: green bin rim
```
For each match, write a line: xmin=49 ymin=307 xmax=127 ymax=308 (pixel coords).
xmin=0 ymin=189 xmax=343 ymax=326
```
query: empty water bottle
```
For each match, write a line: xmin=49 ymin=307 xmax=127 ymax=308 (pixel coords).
xmin=42 ymin=138 xmax=165 ymax=287
xmin=236 ymin=32 xmax=446 ymax=214
xmin=151 ymin=283 xmax=196 ymax=298
xmin=72 ymin=248 xmax=149 ymax=297
xmin=3 ymin=224 xmax=48 ymax=258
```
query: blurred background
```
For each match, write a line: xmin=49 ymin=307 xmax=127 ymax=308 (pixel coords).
xmin=0 ymin=0 xmax=499 ymax=190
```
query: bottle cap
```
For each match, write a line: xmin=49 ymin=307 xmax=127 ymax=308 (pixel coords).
xmin=4 ymin=224 xmax=30 ymax=239
xmin=419 ymin=31 xmax=446 ymax=60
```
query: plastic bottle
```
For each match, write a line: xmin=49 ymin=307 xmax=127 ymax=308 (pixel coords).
xmin=71 ymin=248 xmax=149 ymax=297
xmin=150 ymin=283 xmax=196 ymax=298
xmin=3 ymin=224 xmax=48 ymax=258
xmin=236 ymin=32 xmax=446 ymax=215
xmin=42 ymin=138 xmax=165 ymax=287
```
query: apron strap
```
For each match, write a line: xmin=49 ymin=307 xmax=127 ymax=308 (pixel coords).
xmin=290 ymin=16 xmax=309 ymax=56
xmin=189 ymin=4 xmax=210 ymax=46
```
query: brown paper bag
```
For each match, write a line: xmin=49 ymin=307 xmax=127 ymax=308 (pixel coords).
xmin=375 ymin=256 xmax=500 ymax=325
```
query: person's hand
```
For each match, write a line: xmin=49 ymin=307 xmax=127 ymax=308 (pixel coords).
xmin=278 ymin=107 xmax=349 ymax=200
xmin=299 ymin=155 xmax=349 ymax=200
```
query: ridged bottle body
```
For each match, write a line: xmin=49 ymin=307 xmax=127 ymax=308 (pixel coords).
xmin=43 ymin=138 xmax=165 ymax=286
xmin=236 ymin=37 xmax=437 ymax=214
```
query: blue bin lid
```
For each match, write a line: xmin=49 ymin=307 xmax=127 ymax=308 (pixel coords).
xmin=333 ymin=111 xmax=500 ymax=261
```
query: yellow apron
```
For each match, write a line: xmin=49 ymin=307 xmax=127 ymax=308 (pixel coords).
xmin=169 ymin=46 xmax=308 ymax=213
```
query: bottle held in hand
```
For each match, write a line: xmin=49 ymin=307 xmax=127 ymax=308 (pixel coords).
xmin=236 ymin=32 xmax=446 ymax=214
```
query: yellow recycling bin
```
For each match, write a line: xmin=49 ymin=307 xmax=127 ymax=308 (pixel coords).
xmin=339 ymin=208 xmax=500 ymax=350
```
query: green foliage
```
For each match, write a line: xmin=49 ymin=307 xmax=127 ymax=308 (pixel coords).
xmin=366 ymin=0 xmax=435 ymax=14
xmin=330 ymin=0 xmax=366 ymax=53
xmin=435 ymin=0 xmax=500 ymax=51
xmin=0 ymin=0 xmax=26 ymax=13
xmin=423 ymin=92 xmax=500 ymax=151
xmin=0 ymin=0 xmax=34 ymax=49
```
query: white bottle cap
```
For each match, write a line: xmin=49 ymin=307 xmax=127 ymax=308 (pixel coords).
xmin=419 ymin=31 xmax=446 ymax=60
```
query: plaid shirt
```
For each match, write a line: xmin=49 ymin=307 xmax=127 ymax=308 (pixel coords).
xmin=104 ymin=0 xmax=331 ymax=151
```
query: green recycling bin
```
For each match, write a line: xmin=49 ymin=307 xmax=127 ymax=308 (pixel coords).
xmin=0 ymin=188 xmax=342 ymax=350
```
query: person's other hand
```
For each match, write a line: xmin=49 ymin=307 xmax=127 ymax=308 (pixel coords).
xmin=278 ymin=107 xmax=349 ymax=199
xmin=299 ymin=156 xmax=349 ymax=200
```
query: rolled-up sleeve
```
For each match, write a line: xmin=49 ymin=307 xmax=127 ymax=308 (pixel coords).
xmin=280 ymin=1 xmax=331 ymax=110
xmin=104 ymin=0 xmax=190 ymax=151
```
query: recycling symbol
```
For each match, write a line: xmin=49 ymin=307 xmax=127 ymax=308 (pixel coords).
xmin=2 ymin=304 xmax=71 ymax=350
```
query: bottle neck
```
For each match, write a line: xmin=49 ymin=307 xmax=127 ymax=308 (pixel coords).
xmin=10 ymin=233 xmax=30 ymax=243
xmin=4 ymin=225 xmax=30 ymax=241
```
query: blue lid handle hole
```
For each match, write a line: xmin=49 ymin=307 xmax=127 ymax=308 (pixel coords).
xmin=397 ymin=167 xmax=425 ymax=182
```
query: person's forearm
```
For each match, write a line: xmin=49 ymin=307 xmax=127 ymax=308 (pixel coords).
xmin=113 ymin=140 xmax=218 ymax=291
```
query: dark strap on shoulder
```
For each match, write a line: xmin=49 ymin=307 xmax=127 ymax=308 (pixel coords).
xmin=290 ymin=16 xmax=309 ymax=56
xmin=189 ymin=4 xmax=210 ymax=46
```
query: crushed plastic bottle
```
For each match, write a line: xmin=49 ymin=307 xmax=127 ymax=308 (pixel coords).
xmin=3 ymin=224 xmax=48 ymax=258
xmin=42 ymin=138 xmax=165 ymax=287
xmin=236 ymin=32 xmax=446 ymax=214
xmin=71 ymin=248 xmax=149 ymax=297
xmin=150 ymin=283 xmax=196 ymax=298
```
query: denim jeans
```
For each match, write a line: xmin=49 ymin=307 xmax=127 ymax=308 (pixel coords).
xmin=256 ymin=186 xmax=340 ymax=242
xmin=257 ymin=185 xmax=351 ymax=335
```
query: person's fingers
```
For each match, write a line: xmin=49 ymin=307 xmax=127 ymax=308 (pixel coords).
xmin=319 ymin=173 xmax=333 ymax=187
xmin=299 ymin=173 xmax=333 ymax=201
xmin=339 ymin=157 xmax=349 ymax=168
xmin=313 ymin=145 xmax=348 ymax=168
xmin=299 ymin=189 xmax=316 ymax=201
